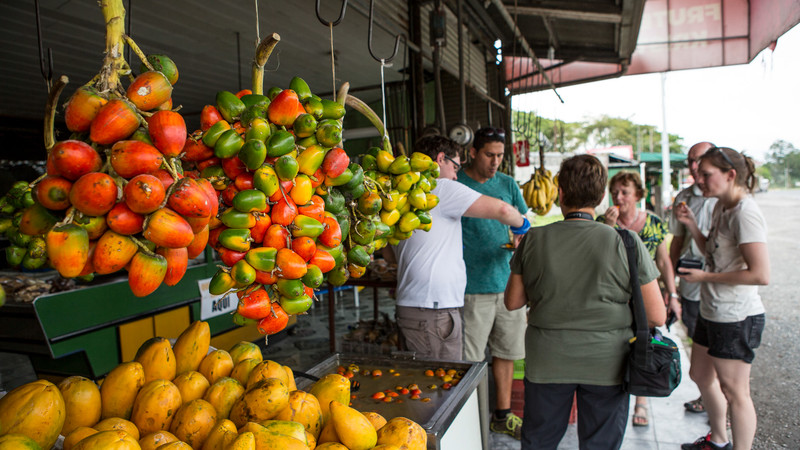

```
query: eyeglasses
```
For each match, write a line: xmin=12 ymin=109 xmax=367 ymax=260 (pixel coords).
xmin=712 ymin=147 xmax=736 ymax=169
xmin=445 ymin=156 xmax=462 ymax=171
xmin=477 ymin=127 xmax=506 ymax=139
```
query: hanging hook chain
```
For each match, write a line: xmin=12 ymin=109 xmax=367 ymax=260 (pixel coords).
xmin=34 ymin=0 xmax=53 ymax=92
xmin=368 ymin=0 xmax=402 ymax=63
xmin=329 ymin=23 xmax=336 ymax=101
xmin=316 ymin=0 xmax=347 ymax=27
xmin=380 ymin=59 xmax=388 ymax=141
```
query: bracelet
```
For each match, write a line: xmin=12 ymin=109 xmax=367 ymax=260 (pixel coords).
xmin=669 ymin=293 xmax=679 ymax=299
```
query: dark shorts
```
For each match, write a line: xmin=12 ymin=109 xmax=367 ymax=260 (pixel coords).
xmin=681 ymin=298 xmax=700 ymax=337
xmin=693 ymin=314 xmax=765 ymax=363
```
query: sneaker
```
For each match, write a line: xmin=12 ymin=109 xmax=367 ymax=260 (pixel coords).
xmin=681 ymin=433 xmax=732 ymax=450
xmin=490 ymin=412 xmax=522 ymax=440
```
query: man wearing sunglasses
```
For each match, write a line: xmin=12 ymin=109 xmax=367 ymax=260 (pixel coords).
xmin=458 ymin=127 xmax=530 ymax=440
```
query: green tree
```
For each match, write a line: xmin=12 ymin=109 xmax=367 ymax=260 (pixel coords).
xmin=762 ymin=139 xmax=800 ymax=188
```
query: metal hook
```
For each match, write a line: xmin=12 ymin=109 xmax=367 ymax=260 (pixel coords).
xmin=34 ymin=0 xmax=53 ymax=90
xmin=368 ymin=0 xmax=402 ymax=63
xmin=316 ymin=0 xmax=347 ymax=27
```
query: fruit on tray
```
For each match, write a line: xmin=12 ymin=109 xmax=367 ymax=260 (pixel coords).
xmin=0 ymin=380 xmax=65 ymax=449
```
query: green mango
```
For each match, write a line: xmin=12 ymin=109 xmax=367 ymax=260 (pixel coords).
xmin=266 ymin=130 xmax=296 ymax=157
xmin=398 ymin=211 xmax=421 ymax=233
xmin=296 ymin=135 xmax=318 ymax=148
xmin=276 ymin=278 xmax=306 ymax=299
xmin=347 ymin=245 xmax=371 ymax=267
xmin=289 ymin=215 xmax=324 ymax=238
xmin=279 ymin=294 xmax=312 ymax=315
xmin=416 ymin=210 xmax=432 ymax=225
xmin=324 ymin=168 xmax=353 ymax=187
xmin=209 ymin=269 xmax=236 ymax=295
xmin=320 ymin=99 xmax=346 ymax=120
xmin=302 ymin=264 xmax=324 ymax=289
xmin=253 ymin=165 xmax=280 ymax=197
xmin=315 ymin=123 xmax=342 ymax=148
xmin=216 ymin=90 xmax=246 ymax=122
xmin=289 ymin=76 xmax=312 ymax=101
xmin=5 ymin=245 xmax=26 ymax=266
xmin=202 ymin=120 xmax=231 ymax=147
xmin=9 ymin=227 xmax=32 ymax=248
xmin=266 ymin=86 xmax=283 ymax=100
xmin=214 ymin=129 xmax=245 ymax=159
xmin=245 ymin=247 xmax=278 ymax=272
xmin=245 ymin=117 xmax=272 ymax=142
xmin=293 ymin=114 xmax=318 ymax=139
xmin=360 ymin=154 xmax=378 ymax=171
xmin=240 ymin=93 xmax=271 ymax=109
xmin=22 ymin=253 xmax=47 ymax=270
xmin=336 ymin=214 xmax=350 ymax=241
xmin=219 ymin=208 xmax=256 ymax=229
xmin=351 ymin=219 xmax=376 ymax=246
xmin=323 ymin=189 xmax=346 ymax=214
xmin=373 ymin=221 xmax=392 ymax=239
xmin=238 ymin=139 xmax=267 ymax=170
xmin=408 ymin=188 xmax=428 ymax=210
xmin=296 ymin=144 xmax=326 ymax=176
xmin=389 ymin=155 xmax=411 ymax=175
xmin=366 ymin=147 xmax=382 ymax=158
xmin=326 ymin=263 xmax=349 ymax=286
xmin=230 ymin=259 xmax=257 ymax=285
xmin=240 ymin=104 xmax=268 ymax=127
xmin=232 ymin=189 xmax=267 ymax=213
xmin=303 ymin=97 xmax=324 ymax=120
xmin=275 ymin=154 xmax=299 ymax=181
xmin=340 ymin=164 xmax=364 ymax=192
xmin=219 ymin=228 xmax=252 ymax=252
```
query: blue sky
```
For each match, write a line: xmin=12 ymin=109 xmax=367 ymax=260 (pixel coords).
xmin=514 ymin=24 xmax=800 ymax=162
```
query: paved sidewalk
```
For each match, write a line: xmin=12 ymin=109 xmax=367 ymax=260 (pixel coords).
xmin=492 ymin=326 xmax=713 ymax=449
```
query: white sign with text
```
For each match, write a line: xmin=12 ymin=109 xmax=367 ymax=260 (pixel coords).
xmin=198 ymin=277 xmax=236 ymax=319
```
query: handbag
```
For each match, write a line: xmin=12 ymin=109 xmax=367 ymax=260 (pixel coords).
xmin=617 ymin=229 xmax=682 ymax=397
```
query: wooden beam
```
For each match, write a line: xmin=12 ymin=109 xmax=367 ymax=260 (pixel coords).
xmin=507 ymin=5 xmax=622 ymax=24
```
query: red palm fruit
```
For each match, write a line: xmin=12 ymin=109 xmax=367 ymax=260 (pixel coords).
xmin=186 ymin=225 xmax=209 ymax=259
xmin=148 ymin=110 xmax=187 ymax=157
xmin=308 ymin=249 xmax=336 ymax=273
xmin=50 ymin=140 xmax=102 ymax=181
xmin=128 ymin=251 xmax=168 ymax=297
xmin=268 ymin=89 xmax=302 ymax=126
xmin=310 ymin=167 xmax=325 ymax=188
xmin=151 ymin=168 xmax=179 ymax=191
xmin=143 ymin=208 xmax=194 ymax=248
xmin=93 ymin=229 xmax=138 ymax=274
xmin=270 ymin=197 xmax=297 ymax=227
xmin=221 ymin=156 xmax=247 ymax=180
xmin=231 ymin=121 xmax=247 ymax=135
xmin=65 ymin=85 xmax=108 ymax=132
xmin=124 ymin=174 xmax=166 ymax=214
xmin=218 ymin=247 xmax=246 ymax=266
xmin=268 ymin=180 xmax=295 ymax=203
xmin=263 ymin=224 xmax=290 ymax=250
xmin=200 ymin=105 xmax=223 ymax=131
xmin=275 ymin=248 xmax=307 ymax=279
xmin=46 ymin=224 xmax=89 ymax=278
xmin=182 ymin=136 xmax=214 ymax=161
xmin=196 ymin=178 xmax=219 ymax=217
xmin=168 ymin=178 xmax=212 ymax=218
xmin=185 ymin=215 xmax=211 ymax=234
xmin=250 ymin=214 xmax=271 ymax=244
xmin=254 ymin=269 xmax=278 ymax=285
xmin=18 ymin=203 xmax=59 ymax=236
xmin=34 ymin=176 xmax=72 ymax=210
xmin=257 ymin=303 xmax=289 ymax=335
xmin=321 ymin=147 xmax=350 ymax=178
xmin=106 ymin=202 xmax=145 ymax=235
xmin=69 ymin=172 xmax=118 ymax=216
xmin=90 ymin=99 xmax=140 ymax=145
xmin=235 ymin=89 xmax=252 ymax=98
xmin=77 ymin=215 xmax=108 ymax=240
xmin=157 ymin=246 xmax=188 ymax=286
xmin=196 ymin=157 xmax=220 ymax=171
xmin=220 ymin=185 xmax=239 ymax=207
xmin=46 ymin=152 xmax=60 ymax=176
xmin=110 ymin=140 xmax=165 ymax=178
xmin=291 ymin=236 xmax=316 ymax=262
xmin=208 ymin=226 xmax=225 ymax=249
xmin=155 ymin=98 xmax=173 ymax=111
xmin=234 ymin=173 xmax=254 ymax=191
xmin=297 ymin=195 xmax=325 ymax=223
xmin=318 ymin=215 xmax=342 ymax=248
xmin=79 ymin=241 xmax=97 ymax=277
xmin=126 ymin=71 xmax=173 ymax=111
xmin=237 ymin=287 xmax=271 ymax=320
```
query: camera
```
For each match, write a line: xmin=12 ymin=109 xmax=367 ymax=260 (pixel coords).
xmin=677 ymin=258 xmax=703 ymax=273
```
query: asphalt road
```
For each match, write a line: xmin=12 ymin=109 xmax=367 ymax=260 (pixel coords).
xmin=749 ymin=190 xmax=800 ymax=449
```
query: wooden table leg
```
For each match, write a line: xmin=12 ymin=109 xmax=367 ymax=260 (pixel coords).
xmin=328 ymin=282 xmax=336 ymax=353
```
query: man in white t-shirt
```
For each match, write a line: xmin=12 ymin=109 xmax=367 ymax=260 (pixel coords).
xmin=669 ymin=141 xmax=717 ymax=413
xmin=384 ymin=135 xmax=529 ymax=361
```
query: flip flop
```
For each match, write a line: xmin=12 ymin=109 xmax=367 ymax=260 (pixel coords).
xmin=684 ymin=397 xmax=705 ymax=413
xmin=632 ymin=404 xmax=649 ymax=427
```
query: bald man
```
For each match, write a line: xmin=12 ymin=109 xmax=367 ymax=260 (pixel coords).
xmin=669 ymin=141 xmax=718 ymax=414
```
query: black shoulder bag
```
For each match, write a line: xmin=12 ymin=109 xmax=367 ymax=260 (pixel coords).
xmin=617 ymin=229 xmax=682 ymax=397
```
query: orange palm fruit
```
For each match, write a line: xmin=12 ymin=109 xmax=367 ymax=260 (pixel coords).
xmin=143 ymin=208 xmax=194 ymax=249
xmin=65 ymin=85 xmax=108 ymax=132
xmin=90 ymin=98 xmax=140 ymax=145
xmin=126 ymin=71 xmax=173 ymax=111
xmin=128 ymin=251 xmax=168 ymax=297
xmin=46 ymin=224 xmax=89 ymax=278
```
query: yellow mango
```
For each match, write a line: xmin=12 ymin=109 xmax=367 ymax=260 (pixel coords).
xmin=173 ymin=320 xmax=211 ymax=375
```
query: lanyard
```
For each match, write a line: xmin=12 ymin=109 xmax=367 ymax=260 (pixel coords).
xmin=564 ymin=211 xmax=594 ymax=221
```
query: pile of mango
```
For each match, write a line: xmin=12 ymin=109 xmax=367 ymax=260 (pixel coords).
xmin=0 ymin=321 xmax=426 ymax=450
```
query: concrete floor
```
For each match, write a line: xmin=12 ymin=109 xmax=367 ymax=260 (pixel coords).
xmin=0 ymin=287 xmax=714 ymax=449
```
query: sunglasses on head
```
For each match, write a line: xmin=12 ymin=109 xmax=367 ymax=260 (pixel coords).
xmin=710 ymin=147 xmax=736 ymax=169
xmin=477 ymin=127 xmax=505 ymax=139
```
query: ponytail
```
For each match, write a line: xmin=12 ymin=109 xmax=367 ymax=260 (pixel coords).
xmin=699 ymin=147 xmax=757 ymax=193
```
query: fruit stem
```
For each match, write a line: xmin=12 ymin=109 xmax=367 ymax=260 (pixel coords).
xmin=129 ymin=234 xmax=157 ymax=257
xmin=251 ymin=33 xmax=281 ymax=95
xmin=44 ymin=75 xmax=69 ymax=151
xmin=123 ymin=34 xmax=154 ymax=71
xmin=344 ymin=95 xmax=392 ymax=155
xmin=98 ymin=0 xmax=128 ymax=93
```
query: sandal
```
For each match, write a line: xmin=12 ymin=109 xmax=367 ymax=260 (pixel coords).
xmin=632 ymin=404 xmax=649 ymax=427
xmin=684 ymin=397 xmax=705 ymax=413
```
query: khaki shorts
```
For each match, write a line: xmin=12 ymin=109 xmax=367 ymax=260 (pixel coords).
xmin=463 ymin=292 xmax=526 ymax=361
xmin=396 ymin=306 xmax=463 ymax=361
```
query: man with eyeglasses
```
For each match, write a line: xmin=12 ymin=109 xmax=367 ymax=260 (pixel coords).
xmin=458 ymin=127 xmax=530 ymax=440
xmin=384 ymin=135 xmax=527 ymax=363
xmin=669 ymin=141 xmax=718 ymax=414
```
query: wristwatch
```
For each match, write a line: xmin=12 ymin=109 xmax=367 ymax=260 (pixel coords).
xmin=669 ymin=293 xmax=680 ymax=299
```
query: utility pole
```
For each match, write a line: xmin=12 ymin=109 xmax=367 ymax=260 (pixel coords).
xmin=660 ymin=72 xmax=671 ymax=215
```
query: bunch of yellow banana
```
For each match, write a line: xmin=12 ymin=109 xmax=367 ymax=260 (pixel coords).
xmin=522 ymin=169 xmax=558 ymax=215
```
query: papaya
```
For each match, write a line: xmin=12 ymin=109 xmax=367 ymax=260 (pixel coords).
xmin=274 ymin=390 xmax=323 ymax=439
xmin=0 ymin=380 xmax=65 ymax=450
xmin=305 ymin=431 xmax=316 ymax=450
xmin=58 ymin=376 xmax=102 ymax=435
xmin=138 ymin=431 xmax=179 ymax=450
xmin=257 ymin=420 xmax=307 ymax=444
xmin=283 ymin=365 xmax=297 ymax=391
xmin=203 ymin=377 xmax=245 ymax=420
xmin=228 ymin=341 xmax=263 ymax=365
xmin=168 ymin=399 xmax=218 ymax=449
xmin=199 ymin=349 xmax=235 ymax=385
xmin=329 ymin=401 xmax=376 ymax=450
xmin=228 ymin=378 xmax=289 ymax=427
xmin=173 ymin=371 xmax=211 ymax=403
xmin=308 ymin=374 xmax=350 ymax=426
xmin=237 ymin=422 xmax=308 ymax=450
xmin=156 ymin=442 xmax=193 ymax=450
xmin=200 ymin=419 xmax=237 ymax=450
xmin=93 ymin=417 xmax=140 ymax=440
xmin=100 ymin=362 xmax=146 ymax=420
xmin=376 ymin=417 xmax=427 ymax=450
xmin=63 ymin=427 xmax=98 ymax=450
xmin=135 ymin=336 xmax=177 ymax=383
xmin=172 ymin=321 xmax=211 ymax=375
xmin=225 ymin=431 xmax=255 ymax=450
xmin=0 ymin=434 xmax=42 ymax=450
xmin=130 ymin=379 xmax=183 ymax=435
xmin=72 ymin=429 xmax=140 ymax=450
xmin=316 ymin=419 xmax=339 ymax=445
xmin=245 ymin=360 xmax=289 ymax=389
xmin=230 ymin=359 xmax=260 ymax=387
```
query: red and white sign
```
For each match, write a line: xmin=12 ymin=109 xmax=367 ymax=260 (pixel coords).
xmin=513 ymin=140 xmax=531 ymax=166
